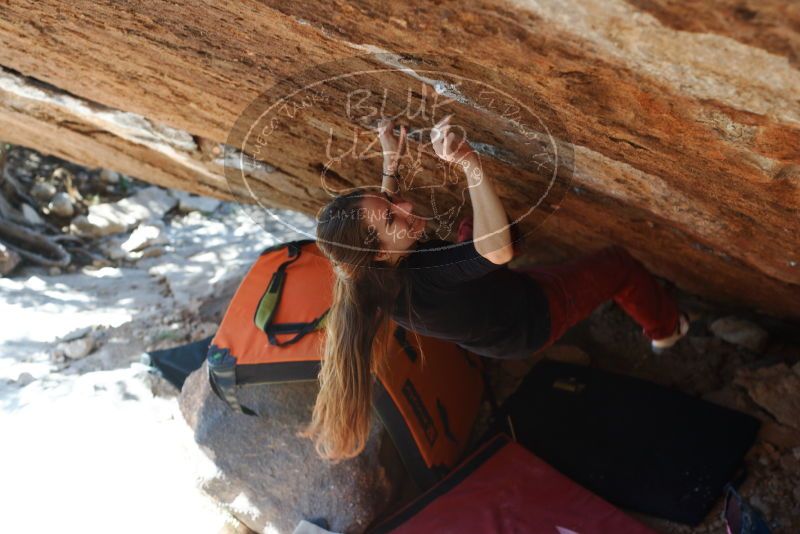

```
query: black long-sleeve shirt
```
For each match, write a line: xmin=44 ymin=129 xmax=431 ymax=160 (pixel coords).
xmin=391 ymin=239 xmax=551 ymax=360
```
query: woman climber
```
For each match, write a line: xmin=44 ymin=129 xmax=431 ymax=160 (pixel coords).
xmin=299 ymin=114 xmax=689 ymax=462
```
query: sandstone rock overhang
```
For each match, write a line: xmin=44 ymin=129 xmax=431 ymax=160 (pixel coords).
xmin=0 ymin=0 xmax=798 ymax=319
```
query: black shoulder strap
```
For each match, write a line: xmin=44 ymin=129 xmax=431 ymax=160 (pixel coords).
xmin=265 ymin=311 xmax=329 ymax=346
xmin=207 ymin=345 xmax=257 ymax=416
xmin=393 ymin=326 xmax=418 ymax=362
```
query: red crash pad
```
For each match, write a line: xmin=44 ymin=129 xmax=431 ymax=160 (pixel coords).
xmin=371 ymin=433 xmax=655 ymax=534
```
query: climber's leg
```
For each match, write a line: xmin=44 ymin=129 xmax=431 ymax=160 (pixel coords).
xmin=517 ymin=246 xmax=681 ymax=352
xmin=452 ymin=220 xmax=676 ymax=349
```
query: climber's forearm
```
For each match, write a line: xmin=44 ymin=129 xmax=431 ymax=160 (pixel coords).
xmin=381 ymin=156 xmax=400 ymax=196
xmin=463 ymin=158 xmax=513 ymax=264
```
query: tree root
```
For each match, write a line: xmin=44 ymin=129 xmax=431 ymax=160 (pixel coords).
xmin=0 ymin=216 xmax=71 ymax=267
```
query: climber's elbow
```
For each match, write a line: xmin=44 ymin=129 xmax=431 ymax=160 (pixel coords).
xmin=482 ymin=244 xmax=514 ymax=265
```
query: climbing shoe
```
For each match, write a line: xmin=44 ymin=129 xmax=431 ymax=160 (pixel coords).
xmin=651 ymin=311 xmax=690 ymax=353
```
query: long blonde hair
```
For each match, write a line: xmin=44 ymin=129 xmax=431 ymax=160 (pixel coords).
xmin=298 ymin=190 xmax=415 ymax=462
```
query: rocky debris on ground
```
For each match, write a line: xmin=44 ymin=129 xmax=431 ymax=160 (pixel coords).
xmin=701 ymin=384 xmax=765 ymax=421
xmin=178 ymin=364 xmax=394 ymax=534
xmin=50 ymin=325 xmax=108 ymax=363
xmin=20 ymin=202 xmax=44 ymax=225
xmin=121 ymin=221 xmax=168 ymax=253
xmin=710 ymin=316 xmax=770 ymax=353
xmin=97 ymin=224 xmax=169 ymax=262
xmin=0 ymin=144 xmax=301 ymax=534
xmin=1 ymin=323 xmax=241 ymax=533
xmin=71 ymin=185 xmax=177 ymax=238
xmin=0 ymin=144 xmax=149 ymax=270
xmin=48 ymin=191 xmax=75 ymax=217
xmin=30 ymin=180 xmax=56 ymax=202
xmin=171 ymin=190 xmax=221 ymax=214
xmin=0 ymin=144 xmax=238 ymax=273
xmin=14 ymin=371 xmax=35 ymax=387
xmin=132 ymin=362 xmax=180 ymax=398
xmin=0 ymin=241 xmax=21 ymax=275
xmin=735 ymin=364 xmax=800 ymax=432
xmin=759 ymin=422 xmax=800 ymax=452
xmin=99 ymin=168 xmax=120 ymax=184
xmin=56 ymin=335 xmax=95 ymax=360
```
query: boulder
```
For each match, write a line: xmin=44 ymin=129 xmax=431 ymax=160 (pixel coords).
xmin=51 ymin=327 xmax=101 ymax=361
xmin=99 ymin=168 xmax=120 ymax=184
xmin=30 ymin=181 xmax=57 ymax=202
xmin=58 ymin=335 xmax=95 ymax=360
xmin=71 ymin=213 xmax=127 ymax=238
xmin=71 ymin=186 xmax=177 ymax=237
xmin=51 ymin=167 xmax=74 ymax=183
xmin=21 ymin=203 xmax=44 ymax=226
xmin=48 ymin=191 xmax=75 ymax=217
xmin=1 ymin=1 xmax=799 ymax=320
xmin=97 ymin=235 xmax=130 ymax=261
xmin=759 ymin=422 xmax=800 ymax=451
xmin=0 ymin=242 xmax=21 ymax=275
xmin=171 ymin=190 xmax=221 ymax=214
xmin=735 ymin=364 xmax=800 ymax=431
xmin=120 ymin=221 xmax=168 ymax=253
xmin=15 ymin=372 xmax=35 ymax=387
xmin=710 ymin=316 xmax=770 ymax=353
xmin=179 ymin=364 xmax=394 ymax=534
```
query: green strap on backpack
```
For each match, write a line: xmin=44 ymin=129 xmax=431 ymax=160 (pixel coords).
xmin=253 ymin=242 xmax=328 ymax=346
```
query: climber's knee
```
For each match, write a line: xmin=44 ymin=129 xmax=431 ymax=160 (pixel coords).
xmin=602 ymin=244 xmax=629 ymax=262
xmin=603 ymin=245 xmax=636 ymax=275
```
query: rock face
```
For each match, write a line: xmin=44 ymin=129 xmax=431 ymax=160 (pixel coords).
xmin=710 ymin=316 xmax=770 ymax=353
xmin=1 ymin=1 xmax=799 ymax=319
xmin=178 ymin=364 xmax=394 ymax=534
xmin=735 ymin=364 xmax=800 ymax=431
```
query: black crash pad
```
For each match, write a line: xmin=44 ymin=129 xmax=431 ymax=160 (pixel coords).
xmin=482 ymin=360 xmax=760 ymax=525
xmin=145 ymin=335 xmax=212 ymax=390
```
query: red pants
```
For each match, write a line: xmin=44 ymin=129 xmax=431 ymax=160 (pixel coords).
xmin=457 ymin=218 xmax=680 ymax=351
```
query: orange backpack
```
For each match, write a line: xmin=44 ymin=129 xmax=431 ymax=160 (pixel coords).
xmin=207 ymin=240 xmax=488 ymax=488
